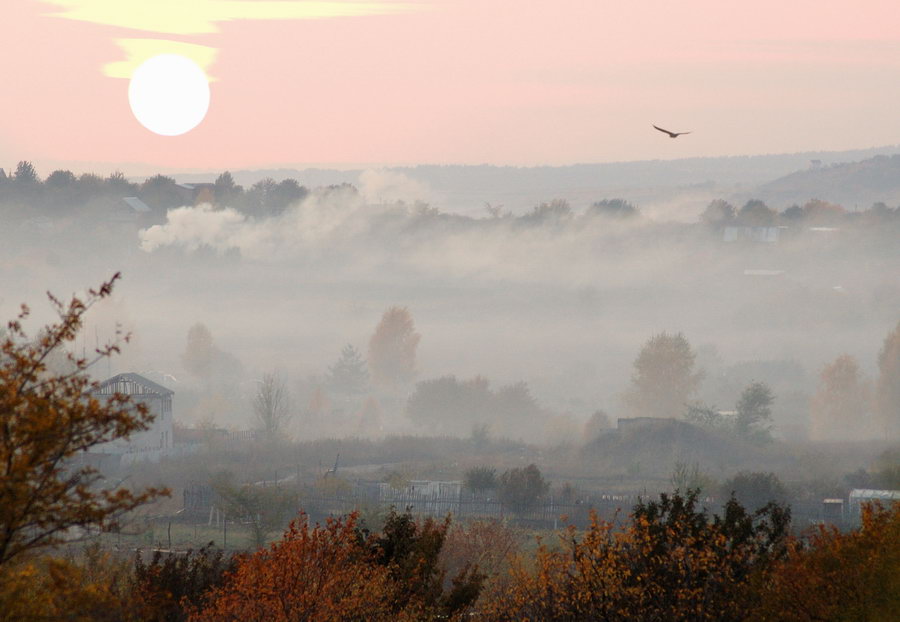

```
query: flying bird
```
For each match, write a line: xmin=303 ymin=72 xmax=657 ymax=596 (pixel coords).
xmin=653 ymin=124 xmax=691 ymax=138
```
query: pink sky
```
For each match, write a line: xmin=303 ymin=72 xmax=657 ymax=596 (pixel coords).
xmin=3 ymin=0 xmax=900 ymax=174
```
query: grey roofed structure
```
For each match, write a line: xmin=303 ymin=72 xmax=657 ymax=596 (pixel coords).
xmin=90 ymin=373 xmax=175 ymax=463
xmin=122 ymin=196 xmax=151 ymax=213
xmin=95 ymin=372 xmax=174 ymax=397
xmin=848 ymin=488 xmax=900 ymax=516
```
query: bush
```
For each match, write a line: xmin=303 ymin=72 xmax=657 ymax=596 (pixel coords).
xmin=498 ymin=464 xmax=549 ymax=513
xmin=756 ymin=502 xmax=900 ymax=621
xmin=132 ymin=545 xmax=235 ymax=622
xmin=482 ymin=490 xmax=791 ymax=621
xmin=720 ymin=471 xmax=787 ymax=512
xmin=464 ymin=467 xmax=498 ymax=493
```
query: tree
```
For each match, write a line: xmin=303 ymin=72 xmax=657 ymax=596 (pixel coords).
xmin=189 ymin=513 xmax=396 ymax=621
xmin=464 ymin=467 xmax=498 ymax=494
xmin=685 ymin=402 xmax=730 ymax=432
xmin=132 ymin=545 xmax=236 ymax=622
xmin=106 ymin=171 xmax=137 ymax=194
xmin=876 ymin=320 xmax=900 ymax=438
xmin=243 ymin=177 xmax=278 ymax=215
xmin=368 ymin=306 xmax=420 ymax=390
xmin=583 ymin=410 xmax=611 ymax=440
xmin=483 ymin=490 xmax=791 ymax=621
xmin=735 ymin=381 xmax=774 ymax=443
xmin=493 ymin=381 xmax=543 ymax=428
xmin=270 ymin=178 xmax=307 ymax=212
xmin=670 ymin=461 xmax=716 ymax=494
xmin=252 ymin=372 xmax=292 ymax=442
xmin=520 ymin=199 xmax=572 ymax=225
xmin=406 ymin=375 xmax=492 ymax=434
xmin=801 ymin=198 xmax=845 ymax=224
xmin=0 ymin=275 xmax=167 ymax=570
xmin=326 ymin=344 xmax=368 ymax=397
xmin=212 ymin=171 xmax=242 ymax=207
xmin=182 ymin=323 xmax=215 ymax=385
xmin=781 ymin=204 xmax=804 ymax=221
xmin=498 ymin=464 xmax=549 ymax=513
xmin=13 ymin=160 xmax=39 ymax=185
xmin=181 ymin=323 xmax=243 ymax=392
xmin=189 ymin=511 xmax=483 ymax=621
xmin=44 ymin=169 xmax=77 ymax=188
xmin=212 ymin=473 xmax=297 ymax=549
xmin=720 ymin=471 xmax=787 ymax=512
xmin=810 ymin=354 xmax=871 ymax=441
xmin=587 ymin=198 xmax=639 ymax=219
xmin=737 ymin=199 xmax=776 ymax=226
xmin=700 ymin=199 xmax=735 ymax=226
xmin=355 ymin=396 xmax=383 ymax=433
xmin=368 ymin=509 xmax=484 ymax=618
xmin=757 ymin=502 xmax=900 ymax=621
xmin=624 ymin=332 xmax=702 ymax=419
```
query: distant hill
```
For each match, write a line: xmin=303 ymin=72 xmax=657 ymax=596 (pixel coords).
xmin=746 ymin=153 xmax=900 ymax=208
xmin=172 ymin=145 xmax=900 ymax=215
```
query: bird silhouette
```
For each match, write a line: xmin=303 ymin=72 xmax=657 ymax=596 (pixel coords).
xmin=653 ymin=124 xmax=691 ymax=138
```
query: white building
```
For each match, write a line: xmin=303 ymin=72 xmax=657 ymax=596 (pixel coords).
xmin=91 ymin=373 xmax=174 ymax=464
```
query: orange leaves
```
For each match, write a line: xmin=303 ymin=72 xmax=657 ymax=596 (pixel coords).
xmin=0 ymin=276 xmax=168 ymax=569
xmin=756 ymin=502 xmax=900 ymax=621
xmin=189 ymin=510 xmax=485 ymax=622
xmin=189 ymin=513 xmax=394 ymax=622
xmin=482 ymin=491 xmax=792 ymax=621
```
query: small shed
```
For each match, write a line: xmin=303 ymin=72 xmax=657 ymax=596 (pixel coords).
xmin=848 ymin=489 xmax=900 ymax=517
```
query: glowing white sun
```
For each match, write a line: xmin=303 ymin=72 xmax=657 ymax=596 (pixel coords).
xmin=128 ymin=54 xmax=210 ymax=136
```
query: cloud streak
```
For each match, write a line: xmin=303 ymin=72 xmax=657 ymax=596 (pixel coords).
xmin=104 ymin=39 xmax=218 ymax=79
xmin=43 ymin=0 xmax=424 ymax=80
xmin=42 ymin=0 xmax=420 ymax=35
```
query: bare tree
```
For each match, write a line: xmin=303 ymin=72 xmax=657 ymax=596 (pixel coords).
xmin=253 ymin=372 xmax=292 ymax=442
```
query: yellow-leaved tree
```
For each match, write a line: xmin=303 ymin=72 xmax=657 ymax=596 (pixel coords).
xmin=0 ymin=274 xmax=167 ymax=571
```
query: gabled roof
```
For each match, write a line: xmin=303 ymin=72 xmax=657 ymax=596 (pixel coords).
xmin=122 ymin=196 xmax=151 ymax=213
xmin=96 ymin=372 xmax=174 ymax=396
xmin=849 ymin=489 xmax=900 ymax=500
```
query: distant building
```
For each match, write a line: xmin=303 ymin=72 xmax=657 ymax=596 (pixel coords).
xmin=122 ymin=196 xmax=151 ymax=214
xmin=723 ymin=226 xmax=780 ymax=243
xmin=848 ymin=489 xmax=900 ymax=517
xmin=90 ymin=373 xmax=174 ymax=464
xmin=175 ymin=182 xmax=216 ymax=204
xmin=378 ymin=480 xmax=463 ymax=499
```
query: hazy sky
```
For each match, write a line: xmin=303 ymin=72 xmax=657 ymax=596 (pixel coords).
xmin=3 ymin=0 xmax=900 ymax=172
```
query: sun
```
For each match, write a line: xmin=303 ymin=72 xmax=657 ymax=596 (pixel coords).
xmin=128 ymin=54 xmax=210 ymax=136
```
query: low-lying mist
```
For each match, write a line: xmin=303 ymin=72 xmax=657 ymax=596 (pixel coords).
xmin=2 ymin=169 xmax=898 ymax=447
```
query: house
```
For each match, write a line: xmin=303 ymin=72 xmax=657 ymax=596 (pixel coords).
xmin=122 ymin=196 xmax=151 ymax=215
xmin=90 ymin=373 xmax=174 ymax=464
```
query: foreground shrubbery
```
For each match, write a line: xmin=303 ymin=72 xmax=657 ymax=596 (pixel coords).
xmin=1 ymin=498 xmax=898 ymax=621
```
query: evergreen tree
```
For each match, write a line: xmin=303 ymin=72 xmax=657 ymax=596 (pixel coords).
xmin=327 ymin=344 xmax=369 ymax=396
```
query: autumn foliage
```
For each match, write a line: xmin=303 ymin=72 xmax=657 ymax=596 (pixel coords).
xmin=482 ymin=491 xmax=791 ymax=621
xmin=0 ymin=275 xmax=167 ymax=570
xmin=755 ymin=502 xmax=900 ymax=621
xmin=189 ymin=513 xmax=396 ymax=622
xmin=189 ymin=510 xmax=483 ymax=622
